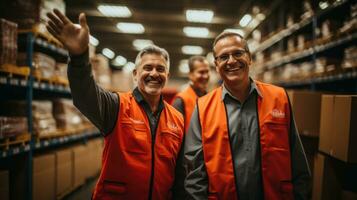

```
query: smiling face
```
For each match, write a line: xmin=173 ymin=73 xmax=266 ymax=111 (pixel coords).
xmin=213 ymin=35 xmax=251 ymax=87
xmin=133 ymin=53 xmax=169 ymax=98
xmin=189 ymin=59 xmax=210 ymax=93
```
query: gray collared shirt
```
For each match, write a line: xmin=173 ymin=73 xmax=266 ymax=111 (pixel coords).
xmin=184 ymin=80 xmax=311 ymax=200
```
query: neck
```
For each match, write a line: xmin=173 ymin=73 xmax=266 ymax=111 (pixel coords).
xmin=224 ymin=79 xmax=250 ymax=103
xmin=141 ymin=91 xmax=160 ymax=113
xmin=190 ymin=84 xmax=206 ymax=96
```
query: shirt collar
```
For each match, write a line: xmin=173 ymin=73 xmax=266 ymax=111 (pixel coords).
xmin=221 ymin=78 xmax=263 ymax=101
xmin=133 ymin=87 xmax=165 ymax=113
xmin=189 ymin=84 xmax=207 ymax=97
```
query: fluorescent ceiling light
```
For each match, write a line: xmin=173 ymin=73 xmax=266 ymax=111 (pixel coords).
xmin=117 ymin=23 xmax=145 ymax=34
xmin=133 ymin=39 xmax=153 ymax=51
xmin=182 ymin=45 xmax=203 ymax=55
xmin=224 ymin=29 xmax=245 ymax=37
xmin=97 ymin=5 xmax=132 ymax=18
xmin=102 ymin=48 xmax=115 ymax=59
xmin=186 ymin=9 xmax=214 ymax=23
xmin=183 ymin=27 xmax=209 ymax=38
xmin=179 ymin=60 xmax=189 ymax=74
xmin=239 ymin=14 xmax=252 ymax=27
xmin=113 ymin=55 xmax=127 ymax=66
xmin=123 ymin=62 xmax=135 ymax=73
xmin=319 ymin=2 xmax=329 ymax=10
xmin=89 ymin=35 xmax=99 ymax=46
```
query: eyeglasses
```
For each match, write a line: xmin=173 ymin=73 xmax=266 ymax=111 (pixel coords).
xmin=215 ymin=49 xmax=247 ymax=64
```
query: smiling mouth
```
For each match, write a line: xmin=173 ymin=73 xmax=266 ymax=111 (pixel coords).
xmin=224 ymin=65 xmax=244 ymax=72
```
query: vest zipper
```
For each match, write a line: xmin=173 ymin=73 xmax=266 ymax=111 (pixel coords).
xmin=146 ymin=109 xmax=163 ymax=200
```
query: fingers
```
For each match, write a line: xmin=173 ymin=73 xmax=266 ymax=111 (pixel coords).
xmin=79 ymin=13 xmax=88 ymax=28
xmin=46 ymin=23 xmax=60 ymax=40
xmin=53 ymin=8 xmax=71 ymax=25
xmin=46 ymin=12 xmax=64 ymax=29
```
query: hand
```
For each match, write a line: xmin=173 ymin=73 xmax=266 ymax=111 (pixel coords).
xmin=46 ymin=9 xmax=89 ymax=55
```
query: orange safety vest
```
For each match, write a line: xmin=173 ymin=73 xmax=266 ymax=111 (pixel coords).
xmin=197 ymin=81 xmax=293 ymax=200
xmin=92 ymin=92 xmax=184 ymax=200
xmin=173 ymin=86 xmax=198 ymax=132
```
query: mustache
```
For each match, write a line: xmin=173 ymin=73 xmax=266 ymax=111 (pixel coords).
xmin=145 ymin=76 xmax=161 ymax=82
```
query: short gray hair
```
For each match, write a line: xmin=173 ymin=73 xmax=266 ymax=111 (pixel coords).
xmin=135 ymin=44 xmax=170 ymax=70
xmin=188 ymin=56 xmax=208 ymax=73
xmin=212 ymin=30 xmax=251 ymax=59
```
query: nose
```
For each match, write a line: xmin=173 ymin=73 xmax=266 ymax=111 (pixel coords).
xmin=226 ymin=54 xmax=237 ymax=65
xmin=149 ymin=68 xmax=159 ymax=77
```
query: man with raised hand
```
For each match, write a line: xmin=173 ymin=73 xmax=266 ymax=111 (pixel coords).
xmin=46 ymin=9 xmax=184 ymax=200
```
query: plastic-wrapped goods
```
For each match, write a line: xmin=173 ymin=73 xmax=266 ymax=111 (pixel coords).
xmin=299 ymin=62 xmax=314 ymax=79
xmin=0 ymin=116 xmax=28 ymax=138
xmin=0 ymin=19 xmax=17 ymax=66
xmin=52 ymin=99 xmax=83 ymax=130
xmin=0 ymin=101 xmax=57 ymax=136
xmin=301 ymin=1 xmax=314 ymax=20
xmin=342 ymin=47 xmax=357 ymax=69
xmin=17 ymin=52 xmax=56 ymax=79
xmin=297 ymin=35 xmax=305 ymax=51
xmin=0 ymin=0 xmax=65 ymax=29
xmin=314 ymin=57 xmax=341 ymax=76
xmin=91 ymin=54 xmax=112 ymax=89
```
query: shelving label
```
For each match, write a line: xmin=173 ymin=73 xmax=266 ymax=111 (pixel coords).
xmin=20 ymin=80 xmax=27 ymax=86
xmin=10 ymin=78 xmax=18 ymax=85
xmin=0 ymin=77 xmax=7 ymax=84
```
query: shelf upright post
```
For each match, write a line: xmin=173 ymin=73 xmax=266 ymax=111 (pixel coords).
xmin=311 ymin=16 xmax=318 ymax=91
xmin=25 ymin=32 xmax=35 ymax=200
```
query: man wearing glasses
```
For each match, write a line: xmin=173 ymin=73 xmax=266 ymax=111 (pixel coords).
xmin=184 ymin=31 xmax=311 ymax=200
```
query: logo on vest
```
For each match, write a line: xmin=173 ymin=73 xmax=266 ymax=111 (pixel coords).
xmin=271 ymin=109 xmax=285 ymax=119
xmin=129 ymin=117 xmax=145 ymax=124
xmin=167 ymin=122 xmax=179 ymax=133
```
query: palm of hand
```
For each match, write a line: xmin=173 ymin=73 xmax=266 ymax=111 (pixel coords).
xmin=60 ymin=23 xmax=89 ymax=55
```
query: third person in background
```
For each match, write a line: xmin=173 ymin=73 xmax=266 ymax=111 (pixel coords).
xmin=172 ymin=56 xmax=210 ymax=132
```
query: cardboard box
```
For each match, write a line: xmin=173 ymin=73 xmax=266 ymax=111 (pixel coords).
xmin=72 ymin=145 xmax=87 ymax=187
xmin=55 ymin=149 xmax=72 ymax=197
xmin=33 ymin=153 xmax=55 ymax=200
xmin=287 ymin=90 xmax=322 ymax=137
xmin=319 ymin=95 xmax=357 ymax=163
xmin=0 ymin=170 xmax=9 ymax=200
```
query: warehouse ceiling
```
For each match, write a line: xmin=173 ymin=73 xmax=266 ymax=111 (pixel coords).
xmin=64 ymin=0 xmax=278 ymax=78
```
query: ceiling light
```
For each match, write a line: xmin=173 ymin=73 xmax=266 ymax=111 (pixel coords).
xmin=179 ymin=60 xmax=189 ymax=74
xmin=183 ymin=27 xmax=209 ymax=38
xmin=186 ymin=9 xmax=214 ymax=23
xmin=117 ymin=23 xmax=145 ymax=34
xmin=102 ymin=48 xmax=115 ymax=59
xmin=239 ymin=14 xmax=252 ymax=27
xmin=133 ymin=39 xmax=154 ymax=51
xmin=97 ymin=5 xmax=132 ymax=18
xmin=182 ymin=45 xmax=203 ymax=55
xmin=123 ymin=62 xmax=135 ymax=73
xmin=113 ymin=55 xmax=127 ymax=66
xmin=89 ymin=35 xmax=99 ymax=46
xmin=224 ymin=29 xmax=245 ymax=37
xmin=319 ymin=2 xmax=329 ymax=9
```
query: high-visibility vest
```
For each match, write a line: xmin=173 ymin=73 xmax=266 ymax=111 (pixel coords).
xmin=173 ymin=86 xmax=198 ymax=132
xmin=92 ymin=92 xmax=184 ymax=200
xmin=197 ymin=81 xmax=293 ymax=200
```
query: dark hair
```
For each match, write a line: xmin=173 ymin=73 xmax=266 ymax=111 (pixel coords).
xmin=188 ymin=55 xmax=208 ymax=73
xmin=212 ymin=30 xmax=251 ymax=59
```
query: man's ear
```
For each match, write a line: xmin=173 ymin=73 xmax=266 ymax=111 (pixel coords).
xmin=133 ymin=69 xmax=137 ymax=81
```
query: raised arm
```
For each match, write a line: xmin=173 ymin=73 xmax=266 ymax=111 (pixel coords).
xmin=46 ymin=9 xmax=118 ymax=134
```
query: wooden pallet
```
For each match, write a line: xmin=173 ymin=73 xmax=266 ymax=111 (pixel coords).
xmin=18 ymin=24 xmax=64 ymax=48
xmin=52 ymin=76 xmax=69 ymax=86
xmin=0 ymin=133 xmax=30 ymax=150
xmin=36 ymin=124 xmax=95 ymax=141
xmin=0 ymin=64 xmax=30 ymax=78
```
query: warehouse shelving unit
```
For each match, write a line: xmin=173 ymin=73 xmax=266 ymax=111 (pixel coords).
xmin=250 ymin=0 xmax=357 ymax=93
xmin=0 ymin=32 xmax=100 ymax=200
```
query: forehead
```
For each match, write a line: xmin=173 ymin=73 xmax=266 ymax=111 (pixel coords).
xmin=214 ymin=35 xmax=245 ymax=54
xmin=192 ymin=60 xmax=210 ymax=71
xmin=139 ymin=53 xmax=167 ymax=67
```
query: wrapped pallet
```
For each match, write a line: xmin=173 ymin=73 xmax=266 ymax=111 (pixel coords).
xmin=0 ymin=101 xmax=56 ymax=136
xmin=91 ymin=54 xmax=112 ymax=89
xmin=0 ymin=18 xmax=17 ymax=66
xmin=0 ymin=116 xmax=27 ymax=138
xmin=17 ymin=52 xmax=56 ymax=79
xmin=52 ymin=99 xmax=83 ymax=130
